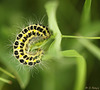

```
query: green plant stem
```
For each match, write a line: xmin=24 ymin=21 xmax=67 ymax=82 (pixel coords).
xmin=61 ymin=50 xmax=86 ymax=90
xmin=78 ymin=39 xmax=100 ymax=60
xmin=45 ymin=1 xmax=62 ymax=58
xmin=0 ymin=77 xmax=12 ymax=84
xmin=75 ymin=56 xmax=86 ymax=90
xmin=62 ymin=35 xmax=100 ymax=39
xmin=0 ymin=67 xmax=15 ymax=79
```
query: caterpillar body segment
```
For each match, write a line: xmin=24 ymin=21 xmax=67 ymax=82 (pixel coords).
xmin=13 ymin=24 xmax=50 ymax=66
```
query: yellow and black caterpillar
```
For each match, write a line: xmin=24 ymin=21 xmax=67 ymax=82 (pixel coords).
xmin=13 ymin=24 xmax=50 ymax=66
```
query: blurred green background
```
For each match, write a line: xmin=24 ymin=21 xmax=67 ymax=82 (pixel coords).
xmin=0 ymin=0 xmax=100 ymax=90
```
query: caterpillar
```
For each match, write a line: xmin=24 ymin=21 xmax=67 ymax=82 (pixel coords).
xmin=13 ymin=24 xmax=50 ymax=66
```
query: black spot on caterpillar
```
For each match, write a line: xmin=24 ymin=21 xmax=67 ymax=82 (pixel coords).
xmin=13 ymin=24 xmax=50 ymax=66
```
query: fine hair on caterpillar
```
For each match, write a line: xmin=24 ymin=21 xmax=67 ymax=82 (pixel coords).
xmin=16 ymin=58 xmax=50 ymax=77
xmin=3 ymin=15 xmax=51 ymax=74
xmin=12 ymin=15 xmax=51 ymax=71
xmin=17 ymin=14 xmax=47 ymax=27
xmin=29 ymin=14 xmax=47 ymax=25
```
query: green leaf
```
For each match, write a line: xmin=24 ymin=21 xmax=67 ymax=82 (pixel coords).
xmin=79 ymin=22 xmax=100 ymax=36
xmin=42 ymin=66 xmax=55 ymax=90
xmin=61 ymin=50 xmax=81 ymax=57
xmin=61 ymin=50 xmax=86 ymax=90
xmin=45 ymin=1 xmax=62 ymax=58
xmin=0 ymin=45 xmax=30 ymax=89
xmin=72 ymin=0 xmax=100 ymax=61
xmin=81 ymin=0 xmax=92 ymax=27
